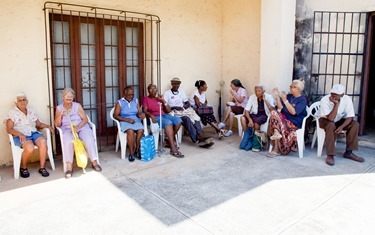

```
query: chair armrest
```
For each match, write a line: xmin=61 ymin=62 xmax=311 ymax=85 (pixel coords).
xmin=40 ymin=127 xmax=52 ymax=141
xmin=143 ymin=118 xmax=149 ymax=135
xmin=88 ymin=120 xmax=96 ymax=131
xmin=8 ymin=133 xmax=15 ymax=146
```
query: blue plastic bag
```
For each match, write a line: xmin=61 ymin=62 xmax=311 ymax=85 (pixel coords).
xmin=239 ymin=127 xmax=253 ymax=151
xmin=140 ymin=135 xmax=156 ymax=162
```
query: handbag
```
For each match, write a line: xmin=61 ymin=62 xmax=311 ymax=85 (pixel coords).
xmin=254 ymin=130 xmax=268 ymax=150
xmin=70 ymin=123 xmax=88 ymax=171
xmin=239 ymin=127 xmax=254 ymax=151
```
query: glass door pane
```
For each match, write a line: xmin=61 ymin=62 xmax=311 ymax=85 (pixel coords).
xmin=104 ymin=25 xmax=119 ymax=128
xmin=80 ymin=23 xmax=97 ymax=125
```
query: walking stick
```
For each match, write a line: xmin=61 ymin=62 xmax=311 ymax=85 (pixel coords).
xmin=157 ymin=102 xmax=165 ymax=156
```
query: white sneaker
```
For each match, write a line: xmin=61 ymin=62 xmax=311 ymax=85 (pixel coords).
xmin=218 ymin=122 xmax=226 ymax=129
xmin=224 ymin=130 xmax=233 ymax=137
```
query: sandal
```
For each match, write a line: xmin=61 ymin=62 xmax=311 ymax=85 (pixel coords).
xmin=65 ymin=170 xmax=73 ymax=179
xmin=270 ymin=132 xmax=282 ymax=140
xmin=38 ymin=168 xmax=50 ymax=177
xmin=92 ymin=164 xmax=102 ymax=172
xmin=20 ymin=168 xmax=30 ymax=178
xmin=266 ymin=151 xmax=280 ymax=158
xmin=165 ymin=142 xmax=180 ymax=150
xmin=170 ymin=151 xmax=185 ymax=158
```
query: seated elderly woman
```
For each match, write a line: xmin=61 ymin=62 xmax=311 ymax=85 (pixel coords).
xmin=114 ymin=86 xmax=145 ymax=162
xmin=142 ymin=84 xmax=184 ymax=158
xmin=164 ymin=77 xmax=214 ymax=148
xmin=190 ymin=80 xmax=227 ymax=139
xmin=54 ymin=88 xmax=102 ymax=179
xmin=240 ymin=84 xmax=275 ymax=152
xmin=218 ymin=79 xmax=248 ymax=137
xmin=6 ymin=92 xmax=54 ymax=178
xmin=267 ymin=78 xmax=307 ymax=157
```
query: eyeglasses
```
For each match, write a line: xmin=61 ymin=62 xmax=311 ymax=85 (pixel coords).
xmin=17 ymin=99 xmax=27 ymax=102
xmin=289 ymin=85 xmax=298 ymax=89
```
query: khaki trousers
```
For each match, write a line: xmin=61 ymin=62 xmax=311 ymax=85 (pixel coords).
xmin=319 ymin=118 xmax=359 ymax=156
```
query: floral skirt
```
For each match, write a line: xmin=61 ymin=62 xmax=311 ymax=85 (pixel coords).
xmin=268 ymin=110 xmax=298 ymax=155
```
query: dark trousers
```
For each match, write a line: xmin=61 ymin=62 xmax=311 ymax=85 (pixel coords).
xmin=319 ymin=118 xmax=359 ymax=156
xmin=181 ymin=116 xmax=202 ymax=143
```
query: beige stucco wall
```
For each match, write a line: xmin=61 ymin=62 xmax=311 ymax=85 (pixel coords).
xmin=0 ymin=0 xmax=262 ymax=166
xmin=222 ymin=0 xmax=261 ymax=102
xmin=259 ymin=0 xmax=296 ymax=93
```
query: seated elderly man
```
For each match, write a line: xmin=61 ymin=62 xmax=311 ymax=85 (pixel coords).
xmin=164 ymin=77 xmax=214 ymax=148
xmin=143 ymin=84 xmax=185 ymax=158
xmin=319 ymin=84 xmax=365 ymax=166
xmin=6 ymin=93 xmax=54 ymax=178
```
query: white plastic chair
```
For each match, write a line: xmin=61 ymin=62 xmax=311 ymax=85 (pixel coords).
xmin=310 ymin=101 xmax=346 ymax=157
xmin=310 ymin=102 xmax=325 ymax=157
xmin=109 ymin=107 xmax=148 ymax=160
xmin=56 ymin=115 xmax=99 ymax=172
xmin=234 ymin=114 xmax=244 ymax=136
xmin=8 ymin=128 xmax=55 ymax=179
xmin=269 ymin=106 xmax=311 ymax=158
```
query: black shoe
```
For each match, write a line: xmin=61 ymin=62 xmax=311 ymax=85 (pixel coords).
xmin=134 ymin=151 xmax=142 ymax=160
xmin=128 ymin=154 xmax=135 ymax=162
xmin=199 ymin=142 xmax=214 ymax=148
xmin=20 ymin=168 xmax=30 ymax=178
xmin=38 ymin=168 xmax=50 ymax=177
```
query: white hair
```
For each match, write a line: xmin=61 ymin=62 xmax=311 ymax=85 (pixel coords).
xmin=292 ymin=79 xmax=305 ymax=91
xmin=14 ymin=92 xmax=27 ymax=103
xmin=254 ymin=84 xmax=265 ymax=91
xmin=62 ymin=88 xmax=75 ymax=97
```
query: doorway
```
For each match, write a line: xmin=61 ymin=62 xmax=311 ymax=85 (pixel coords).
xmin=362 ymin=12 xmax=375 ymax=136
xmin=44 ymin=2 xmax=161 ymax=151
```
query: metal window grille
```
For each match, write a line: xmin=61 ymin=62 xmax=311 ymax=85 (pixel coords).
xmin=43 ymin=1 xmax=161 ymax=150
xmin=309 ymin=11 xmax=368 ymax=117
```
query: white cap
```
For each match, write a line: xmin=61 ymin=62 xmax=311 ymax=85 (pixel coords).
xmin=330 ymin=84 xmax=345 ymax=95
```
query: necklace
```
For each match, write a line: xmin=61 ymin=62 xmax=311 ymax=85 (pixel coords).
xmin=171 ymin=89 xmax=179 ymax=95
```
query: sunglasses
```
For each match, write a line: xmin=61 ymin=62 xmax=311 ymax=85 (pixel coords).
xmin=289 ymin=85 xmax=298 ymax=89
xmin=17 ymin=99 xmax=27 ymax=102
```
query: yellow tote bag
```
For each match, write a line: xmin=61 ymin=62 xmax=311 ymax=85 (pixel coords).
xmin=70 ymin=123 xmax=88 ymax=170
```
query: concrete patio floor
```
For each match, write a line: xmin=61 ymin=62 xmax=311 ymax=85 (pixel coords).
xmin=1 ymin=132 xmax=375 ymax=234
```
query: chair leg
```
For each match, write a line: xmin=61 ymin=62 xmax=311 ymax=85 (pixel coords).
xmin=317 ymin=128 xmax=325 ymax=157
xmin=153 ymin=132 xmax=159 ymax=151
xmin=237 ymin=118 xmax=242 ymax=136
xmin=13 ymin=153 xmax=22 ymax=179
xmin=47 ymin=141 xmax=55 ymax=171
xmin=119 ymin=133 xmax=127 ymax=160
xmin=177 ymin=126 xmax=183 ymax=144
xmin=175 ymin=134 xmax=179 ymax=147
xmin=311 ymin=130 xmax=317 ymax=149
xmin=297 ymin=132 xmax=305 ymax=158
xmin=115 ymin=133 xmax=120 ymax=152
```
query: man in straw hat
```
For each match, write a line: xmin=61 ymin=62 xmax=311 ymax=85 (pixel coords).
xmin=319 ymin=84 xmax=364 ymax=166
xmin=164 ymin=77 xmax=214 ymax=148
